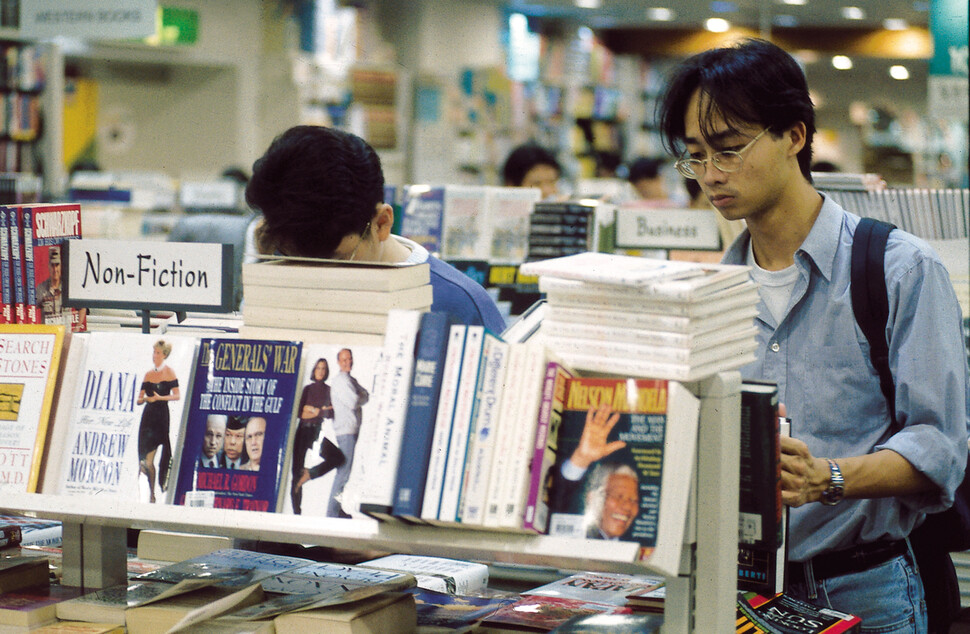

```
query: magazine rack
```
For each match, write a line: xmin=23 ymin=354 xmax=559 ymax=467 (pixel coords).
xmin=1 ymin=372 xmax=741 ymax=633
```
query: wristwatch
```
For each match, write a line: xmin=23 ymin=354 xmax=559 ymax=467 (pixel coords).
xmin=820 ymin=458 xmax=845 ymax=506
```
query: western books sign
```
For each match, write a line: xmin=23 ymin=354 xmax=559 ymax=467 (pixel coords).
xmin=63 ymin=239 xmax=233 ymax=313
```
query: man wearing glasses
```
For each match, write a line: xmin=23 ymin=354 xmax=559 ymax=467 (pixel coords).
xmin=245 ymin=125 xmax=505 ymax=333
xmin=658 ymin=39 xmax=967 ymax=631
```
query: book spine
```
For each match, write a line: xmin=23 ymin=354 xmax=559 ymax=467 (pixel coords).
xmin=391 ymin=312 xmax=455 ymax=520
xmin=0 ymin=525 xmax=23 ymax=548
xmin=9 ymin=206 xmax=25 ymax=323
xmin=542 ymin=333 xmax=696 ymax=363
xmin=359 ymin=309 xmax=423 ymax=519
xmin=436 ymin=325 xmax=484 ymax=523
xmin=522 ymin=362 xmax=571 ymax=533
xmin=21 ymin=207 xmax=38 ymax=324
xmin=738 ymin=386 xmax=782 ymax=551
xmin=459 ymin=334 xmax=509 ymax=525
xmin=483 ymin=343 xmax=525 ymax=527
xmin=0 ymin=208 xmax=10 ymax=323
xmin=419 ymin=324 xmax=467 ymax=521
xmin=540 ymin=319 xmax=691 ymax=348
xmin=500 ymin=343 xmax=548 ymax=528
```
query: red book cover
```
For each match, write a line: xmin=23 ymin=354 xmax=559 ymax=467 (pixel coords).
xmin=0 ymin=207 xmax=12 ymax=323
xmin=17 ymin=203 xmax=85 ymax=331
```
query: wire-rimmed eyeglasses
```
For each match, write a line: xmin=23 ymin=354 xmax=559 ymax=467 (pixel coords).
xmin=675 ymin=128 xmax=769 ymax=180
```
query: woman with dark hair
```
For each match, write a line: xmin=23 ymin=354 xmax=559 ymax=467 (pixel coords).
xmin=290 ymin=358 xmax=333 ymax=514
xmin=137 ymin=340 xmax=179 ymax=503
xmin=501 ymin=143 xmax=561 ymax=200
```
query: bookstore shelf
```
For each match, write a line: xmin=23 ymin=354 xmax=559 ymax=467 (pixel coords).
xmin=1 ymin=372 xmax=741 ymax=633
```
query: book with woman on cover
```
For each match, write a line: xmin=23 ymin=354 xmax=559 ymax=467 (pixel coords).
xmin=55 ymin=332 xmax=197 ymax=503
xmin=171 ymin=338 xmax=303 ymax=512
xmin=0 ymin=323 xmax=65 ymax=493
xmin=546 ymin=377 xmax=699 ymax=577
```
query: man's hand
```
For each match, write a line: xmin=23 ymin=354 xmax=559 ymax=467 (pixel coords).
xmin=569 ymin=403 xmax=626 ymax=469
xmin=780 ymin=435 xmax=830 ymax=507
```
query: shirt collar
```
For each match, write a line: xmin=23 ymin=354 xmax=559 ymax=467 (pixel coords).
xmin=393 ymin=235 xmax=429 ymax=264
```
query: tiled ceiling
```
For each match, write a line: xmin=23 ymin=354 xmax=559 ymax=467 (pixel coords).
xmin=499 ymin=0 xmax=930 ymax=30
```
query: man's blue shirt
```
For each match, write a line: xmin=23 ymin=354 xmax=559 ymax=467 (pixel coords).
xmin=723 ymin=195 xmax=969 ymax=561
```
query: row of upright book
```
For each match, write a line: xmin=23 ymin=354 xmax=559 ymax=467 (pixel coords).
xmin=0 ymin=202 xmax=85 ymax=330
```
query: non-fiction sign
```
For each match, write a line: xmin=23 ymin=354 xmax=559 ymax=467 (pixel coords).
xmin=63 ymin=239 xmax=233 ymax=312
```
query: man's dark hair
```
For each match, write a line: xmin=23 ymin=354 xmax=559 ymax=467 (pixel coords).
xmin=502 ymin=144 xmax=561 ymax=186
xmin=657 ymin=38 xmax=816 ymax=180
xmin=628 ymin=157 xmax=665 ymax=183
xmin=246 ymin=125 xmax=384 ymax=258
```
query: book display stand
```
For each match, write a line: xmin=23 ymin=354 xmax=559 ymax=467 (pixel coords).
xmin=0 ymin=372 xmax=741 ymax=633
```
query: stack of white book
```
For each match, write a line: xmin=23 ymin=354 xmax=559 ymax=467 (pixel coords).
xmin=240 ymin=257 xmax=433 ymax=344
xmin=520 ymin=252 xmax=759 ymax=382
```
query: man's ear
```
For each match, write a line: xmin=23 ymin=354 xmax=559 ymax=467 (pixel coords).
xmin=786 ymin=122 xmax=808 ymax=158
xmin=374 ymin=202 xmax=394 ymax=241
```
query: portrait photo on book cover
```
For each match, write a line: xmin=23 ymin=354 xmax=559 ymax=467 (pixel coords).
xmin=281 ymin=342 xmax=382 ymax=518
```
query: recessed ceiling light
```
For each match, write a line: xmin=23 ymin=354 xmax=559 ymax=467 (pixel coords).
xmin=890 ymin=65 xmax=910 ymax=80
xmin=574 ymin=0 xmax=601 ymax=8
xmin=779 ymin=0 xmax=807 ymax=4
xmin=774 ymin=14 xmax=798 ymax=27
xmin=706 ymin=17 xmax=731 ymax=32
xmin=841 ymin=6 xmax=865 ymax=19
xmin=646 ymin=7 xmax=676 ymax=21
xmin=883 ymin=18 xmax=909 ymax=30
xmin=832 ymin=55 xmax=853 ymax=70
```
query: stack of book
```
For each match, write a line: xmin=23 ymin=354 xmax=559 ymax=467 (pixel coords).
xmin=239 ymin=257 xmax=433 ymax=344
xmin=520 ymin=252 xmax=759 ymax=382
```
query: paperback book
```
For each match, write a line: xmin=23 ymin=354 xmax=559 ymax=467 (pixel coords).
xmin=546 ymin=377 xmax=700 ymax=577
xmin=172 ymin=338 xmax=303 ymax=512
xmin=0 ymin=584 xmax=84 ymax=629
xmin=18 ymin=203 xmax=85 ymax=330
xmin=0 ymin=324 xmax=65 ymax=493
xmin=55 ymin=332 xmax=198 ymax=503
xmin=736 ymin=592 xmax=862 ymax=633
xmin=0 ymin=208 xmax=11 ymax=324
xmin=133 ymin=548 xmax=313 ymax=589
xmin=522 ymin=571 xmax=665 ymax=607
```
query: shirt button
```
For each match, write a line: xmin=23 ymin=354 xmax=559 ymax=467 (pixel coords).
xmin=770 ymin=342 xmax=781 ymax=353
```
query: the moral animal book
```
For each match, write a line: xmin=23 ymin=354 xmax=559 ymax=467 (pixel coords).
xmin=17 ymin=203 xmax=85 ymax=330
xmin=546 ymin=377 xmax=700 ymax=578
xmin=279 ymin=341 xmax=382 ymax=518
xmin=0 ymin=324 xmax=65 ymax=493
xmin=359 ymin=554 xmax=488 ymax=596
xmin=172 ymin=338 xmax=303 ymax=512
xmin=55 ymin=332 xmax=198 ymax=503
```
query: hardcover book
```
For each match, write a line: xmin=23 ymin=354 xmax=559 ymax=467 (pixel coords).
xmin=241 ymin=259 xmax=430 ymax=292
xmin=0 ymin=208 xmax=11 ymax=323
xmin=8 ymin=206 xmax=26 ymax=323
xmin=0 ymin=324 xmax=65 ymax=493
xmin=55 ymin=332 xmax=198 ymax=503
xmin=133 ymin=549 xmax=313 ymax=589
xmin=392 ymin=311 xmax=458 ymax=521
xmin=440 ymin=185 xmax=491 ymax=260
xmin=54 ymin=580 xmax=194 ymax=625
xmin=488 ymin=186 xmax=541 ymax=262
xmin=124 ymin=583 xmax=265 ymax=634
xmin=171 ymin=338 xmax=303 ymax=512
xmin=409 ymin=588 xmax=516 ymax=630
xmin=0 ymin=515 xmax=62 ymax=547
xmin=243 ymin=283 xmax=433 ymax=315
xmin=400 ymin=184 xmax=446 ymax=254
xmin=17 ymin=203 xmax=85 ymax=330
xmin=271 ymin=591 xmax=416 ymax=634
xmin=547 ymin=377 xmax=700 ymax=578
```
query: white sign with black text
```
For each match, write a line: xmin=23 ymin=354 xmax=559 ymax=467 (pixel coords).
xmin=615 ymin=207 xmax=721 ymax=250
xmin=18 ymin=0 xmax=157 ymax=40
xmin=63 ymin=239 xmax=232 ymax=312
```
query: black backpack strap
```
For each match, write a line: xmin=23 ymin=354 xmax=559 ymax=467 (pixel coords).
xmin=850 ymin=217 xmax=897 ymax=427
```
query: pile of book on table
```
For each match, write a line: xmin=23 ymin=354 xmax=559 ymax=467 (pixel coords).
xmin=520 ymin=252 xmax=759 ymax=382
xmin=240 ymin=256 xmax=433 ymax=343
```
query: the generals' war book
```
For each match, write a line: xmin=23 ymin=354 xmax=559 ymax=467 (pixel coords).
xmin=172 ymin=338 xmax=303 ymax=512
xmin=218 ymin=560 xmax=416 ymax=621
xmin=546 ymin=377 xmax=700 ymax=578
xmin=0 ymin=324 xmax=65 ymax=493
xmin=55 ymin=332 xmax=198 ymax=503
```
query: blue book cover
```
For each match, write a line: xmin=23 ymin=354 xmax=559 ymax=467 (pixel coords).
xmin=0 ymin=208 xmax=11 ymax=323
xmin=400 ymin=185 xmax=445 ymax=255
xmin=392 ymin=311 xmax=458 ymax=521
xmin=172 ymin=338 xmax=303 ymax=512
xmin=8 ymin=206 xmax=25 ymax=323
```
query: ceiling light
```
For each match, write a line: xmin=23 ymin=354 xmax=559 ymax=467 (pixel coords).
xmin=841 ymin=6 xmax=865 ymax=19
xmin=883 ymin=18 xmax=909 ymax=30
xmin=706 ymin=17 xmax=731 ymax=32
xmin=574 ymin=0 xmax=601 ymax=7
xmin=832 ymin=55 xmax=853 ymax=70
xmin=646 ymin=7 xmax=676 ymax=21
xmin=889 ymin=65 xmax=910 ymax=80
xmin=779 ymin=0 xmax=807 ymax=4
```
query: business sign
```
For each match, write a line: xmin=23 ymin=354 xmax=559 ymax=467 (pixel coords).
xmin=19 ymin=0 xmax=157 ymax=40
xmin=615 ymin=207 xmax=721 ymax=251
xmin=63 ymin=239 xmax=233 ymax=312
